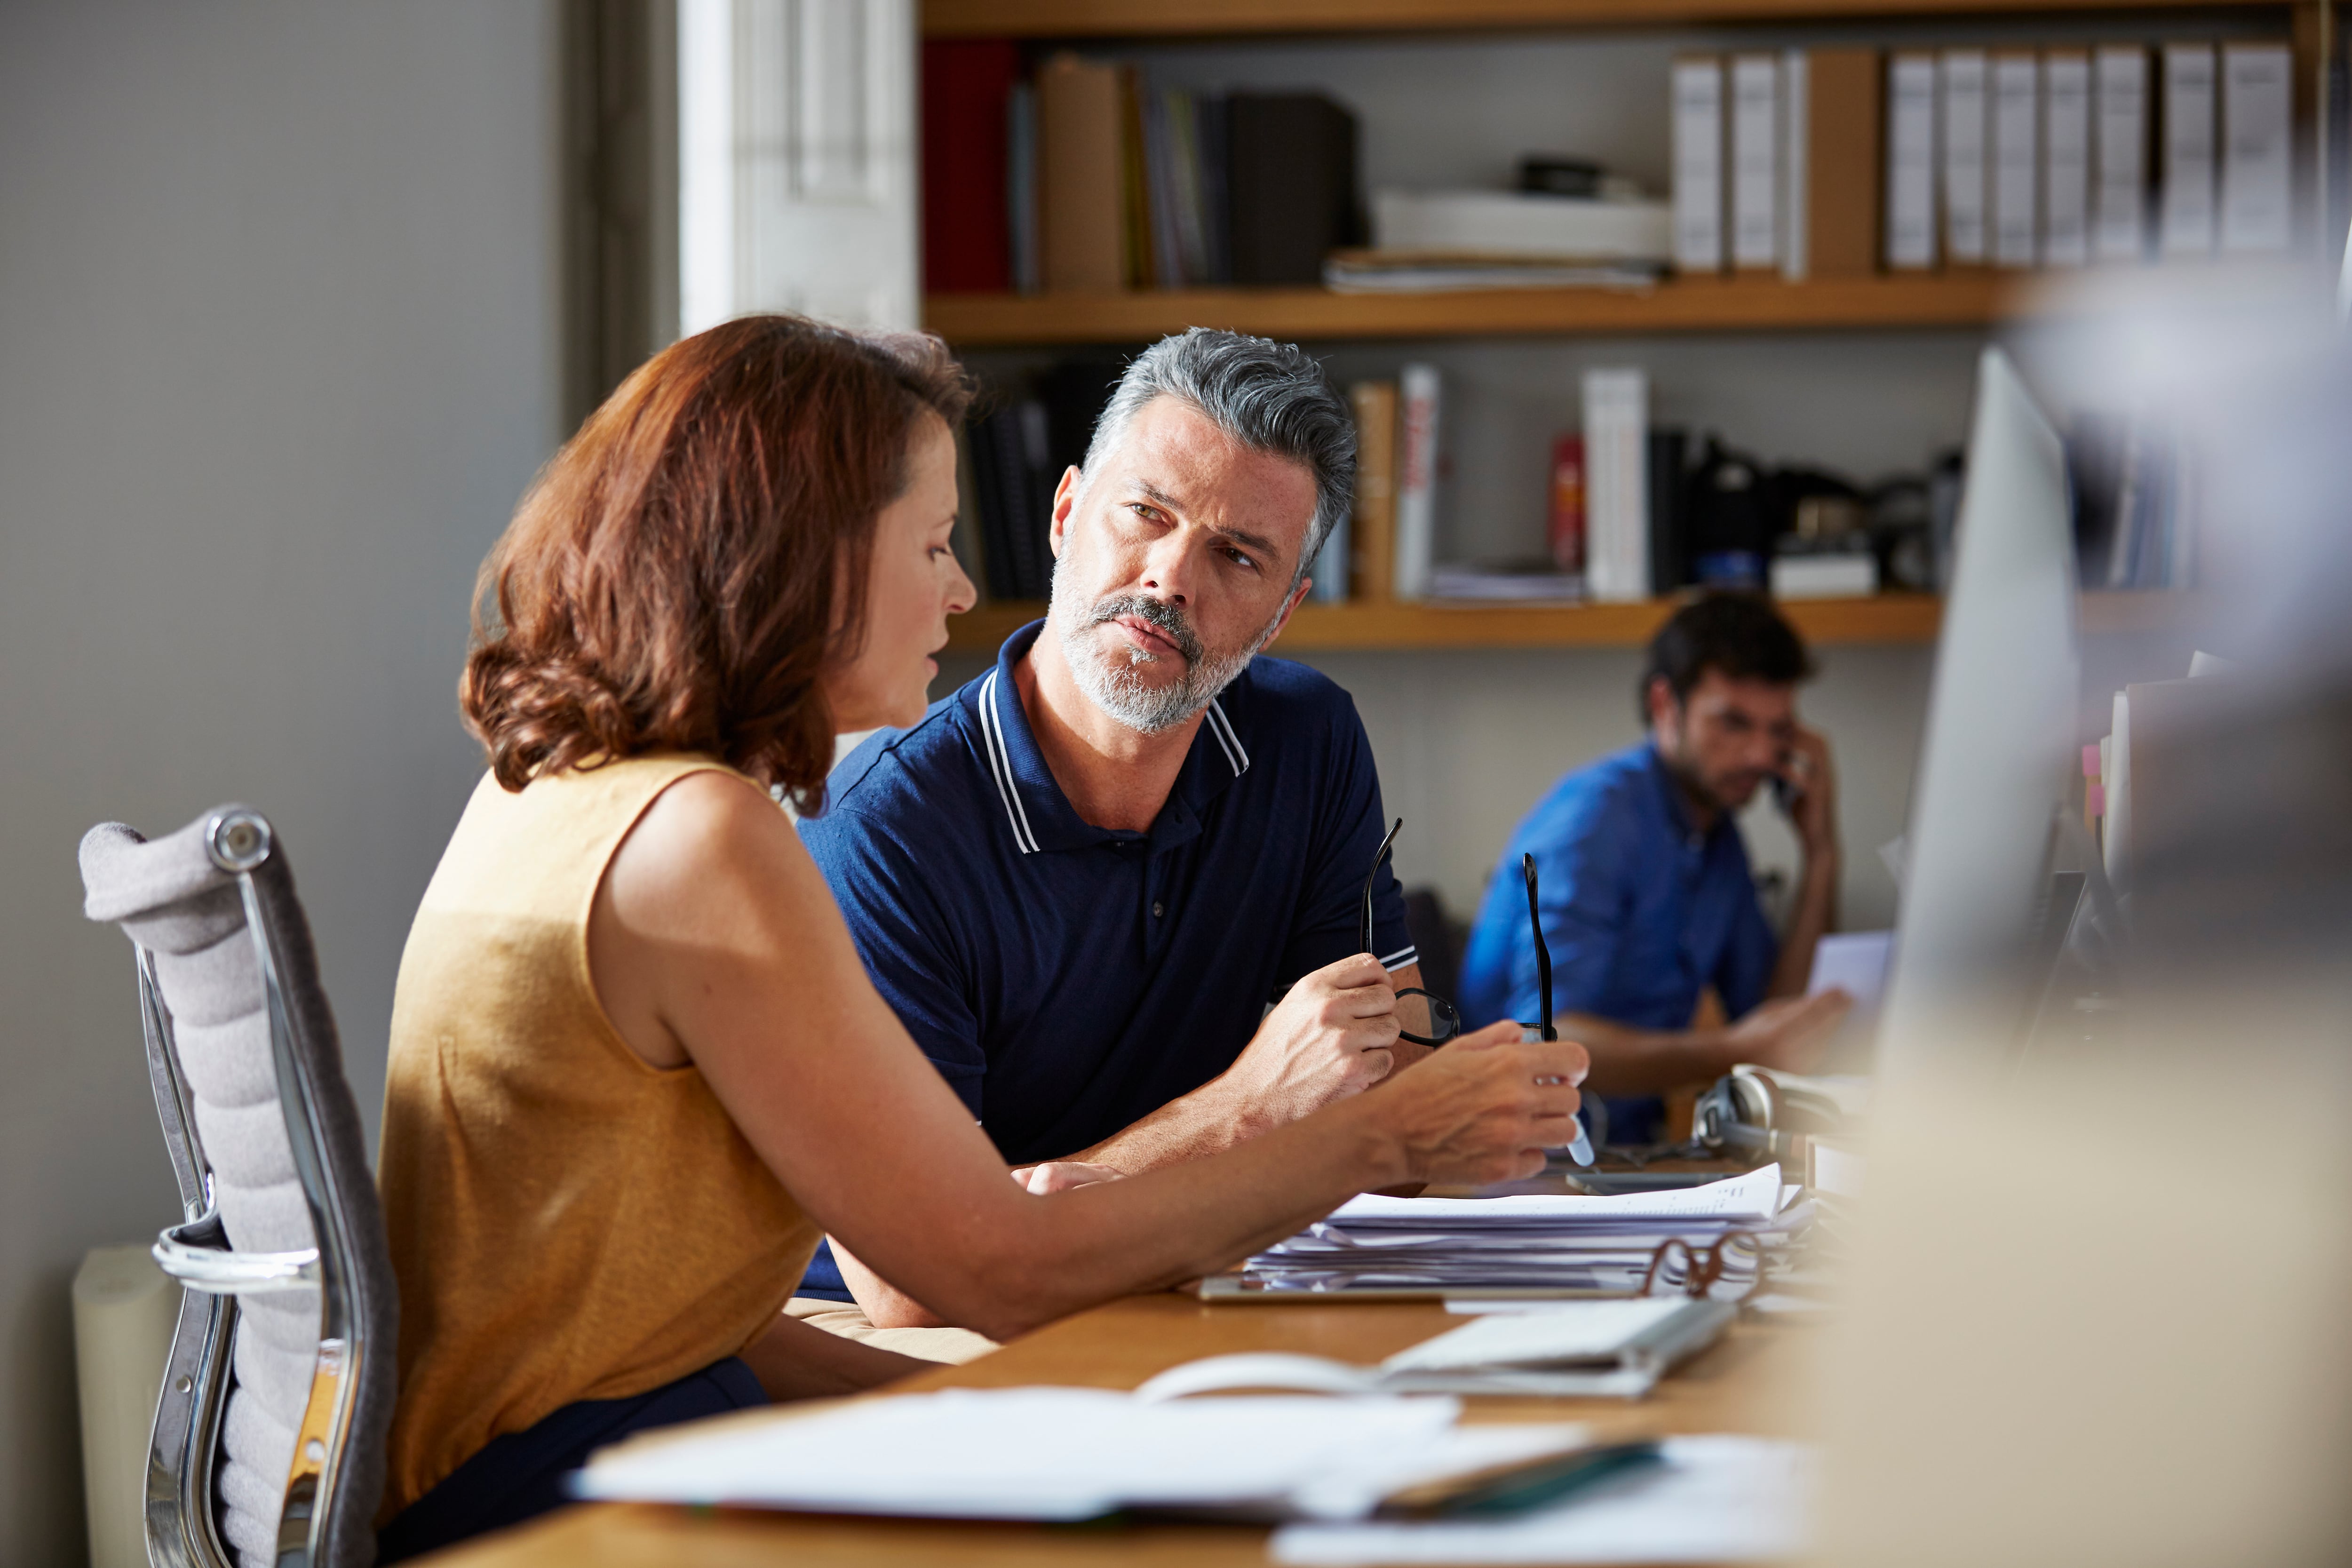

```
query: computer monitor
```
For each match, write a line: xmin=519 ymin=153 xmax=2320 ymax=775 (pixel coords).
xmin=1874 ymin=348 xmax=2083 ymax=1091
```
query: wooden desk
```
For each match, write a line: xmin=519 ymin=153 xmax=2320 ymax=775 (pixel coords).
xmin=427 ymin=1292 xmax=1809 ymax=1567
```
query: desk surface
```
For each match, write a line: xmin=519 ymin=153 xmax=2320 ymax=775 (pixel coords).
xmin=428 ymin=1292 xmax=1809 ymax=1567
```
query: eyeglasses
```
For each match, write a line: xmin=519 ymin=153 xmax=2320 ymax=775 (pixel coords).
xmin=1522 ymin=853 xmax=1555 ymax=1044
xmin=1637 ymin=1232 xmax=1770 ymax=1303
xmin=1361 ymin=819 xmax=1461 ymax=1047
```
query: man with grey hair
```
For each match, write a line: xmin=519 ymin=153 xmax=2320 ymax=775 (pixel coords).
xmin=795 ymin=329 xmax=1521 ymax=1332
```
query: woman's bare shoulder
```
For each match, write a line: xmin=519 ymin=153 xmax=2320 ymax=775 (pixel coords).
xmin=604 ymin=766 xmax=823 ymax=930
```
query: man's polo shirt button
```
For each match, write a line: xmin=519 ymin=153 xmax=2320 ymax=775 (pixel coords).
xmin=1152 ymin=901 xmax=1165 ymax=918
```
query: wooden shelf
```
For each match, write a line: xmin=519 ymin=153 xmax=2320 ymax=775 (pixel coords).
xmin=943 ymin=595 xmax=1944 ymax=653
xmin=942 ymin=592 xmax=2210 ymax=654
xmin=927 ymin=273 xmax=2026 ymax=347
xmin=924 ymin=0 xmax=2284 ymax=39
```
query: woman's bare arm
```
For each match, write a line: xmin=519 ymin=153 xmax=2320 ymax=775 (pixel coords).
xmin=588 ymin=771 xmax=1585 ymax=1343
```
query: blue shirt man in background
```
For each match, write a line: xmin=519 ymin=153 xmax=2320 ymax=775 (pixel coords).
xmin=1459 ymin=595 xmax=1852 ymax=1146
xmin=799 ymin=330 xmax=1528 ymax=1331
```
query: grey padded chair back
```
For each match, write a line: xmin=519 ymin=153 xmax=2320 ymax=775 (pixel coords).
xmin=80 ymin=807 xmax=395 ymax=1568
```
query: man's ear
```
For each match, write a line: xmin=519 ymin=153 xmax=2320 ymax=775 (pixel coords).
xmin=1263 ymin=571 xmax=1314 ymax=648
xmin=1644 ymin=675 xmax=1681 ymax=738
xmin=1047 ymin=466 xmax=1081 ymax=558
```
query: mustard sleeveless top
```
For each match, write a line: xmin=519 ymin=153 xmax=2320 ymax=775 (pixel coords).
xmin=376 ymin=755 xmax=820 ymax=1517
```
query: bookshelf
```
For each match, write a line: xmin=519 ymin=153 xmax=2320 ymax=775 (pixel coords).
xmin=927 ymin=272 xmax=2017 ymax=346
xmin=940 ymin=591 xmax=2208 ymax=653
xmin=923 ymin=0 xmax=2290 ymax=38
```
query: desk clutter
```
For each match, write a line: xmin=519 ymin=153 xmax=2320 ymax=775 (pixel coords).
xmin=1203 ymin=1164 xmax=1807 ymax=1300
xmin=576 ymin=1383 xmax=1812 ymax=1564
xmin=579 ymin=1168 xmax=1821 ymax=1561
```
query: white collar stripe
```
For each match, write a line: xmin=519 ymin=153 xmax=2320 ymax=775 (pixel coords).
xmin=1379 ymin=945 xmax=1419 ymax=971
xmin=1206 ymin=699 xmax=1249 ymax=776
xmin=978 ymin=671 xmax=1038 ymax=855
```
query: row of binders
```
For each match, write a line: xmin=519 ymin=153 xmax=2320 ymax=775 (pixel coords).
xmin=1672 ymin=40 xmax=2295 ymax=277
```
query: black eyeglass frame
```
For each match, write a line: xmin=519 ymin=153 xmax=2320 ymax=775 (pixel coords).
xmin=1360 ymin=818 xmax=1461 ymax=1047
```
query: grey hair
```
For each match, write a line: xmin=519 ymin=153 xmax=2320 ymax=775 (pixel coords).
xmin=1081 ymin=328 xmax=1355 ymax=588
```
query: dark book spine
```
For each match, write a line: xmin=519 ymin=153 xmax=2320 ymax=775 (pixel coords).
xmin=1647 ymin=430 xmax=1691 ymax=594
xmin=965 ymin=409 xmax=1022 ymax=601
xmin=920 ymin=40 xmax=1019 ymax=293
xmin=1014 ymin=399 xmax=1058 ymax=599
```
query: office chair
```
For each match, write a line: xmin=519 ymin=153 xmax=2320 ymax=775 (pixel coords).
xmin=80 ymin=806 xmax=396 ymax=1568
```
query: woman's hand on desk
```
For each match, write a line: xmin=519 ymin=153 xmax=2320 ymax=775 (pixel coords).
xmin=1367 ymin=1022 xmax=1589 ymax=1186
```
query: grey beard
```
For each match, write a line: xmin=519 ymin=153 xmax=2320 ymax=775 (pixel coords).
xmin=1051 ymin=564 xmax=1282 ymax=735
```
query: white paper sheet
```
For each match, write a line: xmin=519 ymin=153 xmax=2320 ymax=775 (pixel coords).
xmin=1806 ymin=931 xmax=1891 ymax=1008
xmin=1271 ymin=1435 xmax=1814 ymax=1565
xmin=1331 ymin=1165 xmax=1781 ymax=1227
xmin=576 ymin=1388 xmax=1470 ymax=1520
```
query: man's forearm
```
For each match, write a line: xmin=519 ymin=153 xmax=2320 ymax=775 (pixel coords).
xmin=1061 ymin=1075 xmax=1266 ymax=1175
xmin=1768 ymin=850 xmax=1841 ymax=1000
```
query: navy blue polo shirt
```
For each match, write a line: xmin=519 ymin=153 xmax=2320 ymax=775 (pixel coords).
xmin=793 ymin=622 xmax=1412 ymax=1299
xmin=1456 ymin=741 xmax=1776 ymax=1146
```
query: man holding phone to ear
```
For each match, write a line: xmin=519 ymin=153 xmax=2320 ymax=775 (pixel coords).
xmin=1457 ymin=594 xmax=1851 ymax=1147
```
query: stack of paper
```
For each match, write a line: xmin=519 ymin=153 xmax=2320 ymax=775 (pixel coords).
xmin=1225 ymin=1165 xmax=1806 ymax=1297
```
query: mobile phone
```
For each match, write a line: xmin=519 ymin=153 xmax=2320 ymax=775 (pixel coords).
xmin=1772 ymin=772 xmax=1798 ymax=813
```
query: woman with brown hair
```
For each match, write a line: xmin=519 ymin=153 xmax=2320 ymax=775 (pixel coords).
xmin=371 ymin=314 xmax=1585 ymax=1558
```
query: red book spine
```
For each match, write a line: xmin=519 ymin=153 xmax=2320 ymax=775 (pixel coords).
xmin=921 ymin=40 xmax=1019 ymax=294
xmin=1549 ymin=433 xmax=1588 ymax=573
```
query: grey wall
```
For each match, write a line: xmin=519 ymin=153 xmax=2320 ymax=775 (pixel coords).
xmin=0 ymin=4 xmax=563 ymax=1560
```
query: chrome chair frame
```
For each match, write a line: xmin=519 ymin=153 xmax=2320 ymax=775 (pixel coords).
xmin=135 ymin=809 xmax=374 ymax=1568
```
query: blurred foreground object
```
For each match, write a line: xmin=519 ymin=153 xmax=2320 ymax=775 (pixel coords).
xmin=1820 ymin=271 xmax=2352 ymax=1566
xmin=74 ymin=1246 xmax=178 ymax=1568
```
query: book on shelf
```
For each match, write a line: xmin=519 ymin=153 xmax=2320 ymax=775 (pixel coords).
xmin=2220 ymin=44 xmax=2293 ymax=254
xmin=1228 ymin=93 xmax=1360 ymax=286
xmin=1367 ymin=188 xmax=1671 ymax=263
xmin=1309 ymin=506 xmax=1351 ymax=604
xmin=1428 ymin=561 xmax=1584 ymax=602
xmin=2042 ymin=50 xmax=2093 ymax=268
xmin=1393 ymin=364 xmax=1442 ymax=602
xmin=951 ymin=422 xmax=990 ymax=599
xmin=1349 ymin=381 xmax=1399 ymax=603
xmin=1730 ymin=54 xmax=1780 ymax=272
xmin=1671 ymin=56 xmax=1726 ymax=275
xmin=1008 ymin=82 xmax=1041 ymax=293
xmin=1582 ymin=367 xmax=1650 ymax=603
xmin=1780 ymin=48 xmax=1882 ymax=281
xmin=1941 ymin=51 xmax=1991 ymax=266
xmin=1991 ymin=52 xmax=2042 ymax=270
xmin=1647 ymin=429 xmax=1690 ymax=596
xmin=1324 ymin=254 xmax=1661 ymax=292
xmin=2092 ymin=48 xmax=2151 ymax=264
xmin=922 ymin=40 xmax=1019 ymax=294
xmin=1884 ymin=52 xmax=1938 ymax=270
xmin=2160 ymin=44 xmax=2218 ymax=258
xmin=1548 ymin=433 xmax=1586 ymax=575
xmin=1038 ymin=54 xmax=1127 ymax=291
